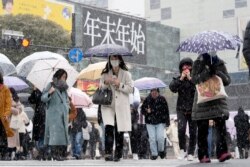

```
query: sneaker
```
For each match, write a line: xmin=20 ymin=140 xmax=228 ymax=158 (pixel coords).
xmin=178 ymin=149 xmax=186 ymax=160
xmin=132 ymin=154 xmax=139 ymax=160
xmin=187 ymin=154 xmax=194 ymax=161
xmin=150 ymin=156 xmax=158 ymax=160
xmin=158 ymin=151 xmax=166 ymax=159
xmin=219 ymin=152 xmax=231 ymax=162
xmin=199 ymin=156 xmax=211 ymax=163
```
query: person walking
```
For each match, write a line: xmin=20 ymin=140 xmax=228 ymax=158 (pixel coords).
xmin=166 ymin=118 xmax=180 ymax=159
xmin=41 ymin=69 xmax=70 ymax=161
xmin=0 ymin=72 xmax=14 ymax=160
xmin=141 ymin=88 xmax=170 ymax=160
xmin=28 ymin=87 xmax=47 ymax=160
xmin=99 ymin=54 xmax=133 ymax=162
xmin=130 ymin=102 xmax=139 ymax=160
xmin=191 ymin=52 xmax=232 ymax=163
xmin=89 ymin=123 xmax=100 ymax=159
xmin=234 ymin=106 xmax=250 ymax=159
xmin=169 ymin=57 xmax=197 ymax=161
xmin=82 ymin=120 xmax=92 ymax=158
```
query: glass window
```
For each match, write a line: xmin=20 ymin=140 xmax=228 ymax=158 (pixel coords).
xmin=161 ymin=7 xmax=171 ymax=20
xmin=223 ymin=9 xmax=235 ymax=18
xmin=150 ymin=0 xmax=160 ymax=10
xmin=235 ymin=0 xmax=247 ymax=8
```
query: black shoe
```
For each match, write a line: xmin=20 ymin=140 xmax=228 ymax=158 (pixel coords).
xmin=113 ymin=156 xmax=120 ymax=162
xmin=158 ymin=152 xmax=165 ymax=159
xmin=105 ymin=155 xmax=113 ymax=161
xmin=150 ymin=156 xmax=158 ymax=160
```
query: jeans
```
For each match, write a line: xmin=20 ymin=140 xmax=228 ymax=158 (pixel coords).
xmin=146 ymin=123 xmax=165 ymax=156
xmin=71 ymin=131 xmax=83 ymax=157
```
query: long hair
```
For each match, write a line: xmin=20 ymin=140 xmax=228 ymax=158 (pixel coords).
xmin=0 ymin=72 xmax=3 ymax=84
xmin=101 ymin=55 xmax=128 ymax=74
xmin=53 ymin=69 xmax=68 ymax=80
xmin=9 ymin=87 xmax=19 ymax=102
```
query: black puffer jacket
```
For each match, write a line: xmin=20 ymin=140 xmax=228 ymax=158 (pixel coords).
xmin=243 ymin=21 xmax=250 ymax=75
xmin=141 ymin=94 xmax=170 ymax=126
xmin=169 ymin=57 xmax=195 ymax=112
xmin=191 ymin=53 xmax=231 ymax=120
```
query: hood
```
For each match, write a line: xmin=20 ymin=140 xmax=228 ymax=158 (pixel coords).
xmin=238 ymin=106 xmax=245 ymax=115
xmin=179 ymin=57 xmax=193 ymax=72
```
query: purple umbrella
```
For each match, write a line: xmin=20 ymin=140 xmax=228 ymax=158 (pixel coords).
xmin=85 ymin=44 xmax=133 ymax=57
xmin=176 ymin=30 xmax=242 ymax=54
xmin=134 ymin=77 xmax=166 ymax=90
xmin=3 ymin=76 xmax=29 ymax=91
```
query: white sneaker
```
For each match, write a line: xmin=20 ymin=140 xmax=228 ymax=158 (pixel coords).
xmin=178 ymin=149 xmax=186 ymax=160
xmin=187 ymin=154 xmax=194 ymax=161
xmin=133 ymin=154 xmax=139 ymax=160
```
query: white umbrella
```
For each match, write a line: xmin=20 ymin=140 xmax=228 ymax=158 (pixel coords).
xmin=26 ymin=59 xmax=78 ymax=91
xmin=16 ymin=51 xmax=68 ymax=77
xmin=0 ymin=53 xmax=16 ymax=76
xmin=68 ymin=87 xmax=92 ymax=108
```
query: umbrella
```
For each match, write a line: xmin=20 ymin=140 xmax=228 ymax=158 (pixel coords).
xmin=3 ymin=76 xmax=29 ymax=91
xmin=176 ymin=30 xmax=242 ymax=54
xmin=68 ymin=87 xmax=92 ymax=108
xmin=16 ymin=51 xmax=68 ymax=77
xmin=26 ymin=59 xmax=79 ymax=91
xmin=85 ymin=44 xmax=133 ymax=57
xmin=134 ymin=77 xmax=167 ymax=90
xmin=77 ymin=61 xmax=107 ymax=80
xmin=0 ymin=53 xmax=16 ymax=76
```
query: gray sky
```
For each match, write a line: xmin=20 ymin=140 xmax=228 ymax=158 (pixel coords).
xmin=108 ymin=0 xmax=145 ymax=17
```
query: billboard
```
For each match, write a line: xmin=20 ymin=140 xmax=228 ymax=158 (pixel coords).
xmin=81 ymin=6 xmax=147 ymax=64
xmin=0 ymin=0 xmax=74 ymax=32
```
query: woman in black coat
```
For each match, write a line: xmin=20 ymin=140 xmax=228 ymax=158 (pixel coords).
xmin=28 ymin=88 xmax=46 ymax=160
xmin=191 ymin=53 xmax=231 ymax=163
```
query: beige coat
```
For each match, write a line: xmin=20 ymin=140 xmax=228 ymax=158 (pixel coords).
xmin=100 ymin=69 xmax=133 ymax=132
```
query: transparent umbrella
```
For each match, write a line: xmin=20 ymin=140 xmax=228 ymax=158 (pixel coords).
xmin=16 ymin=51 xmax=68 ymax=77
xmin=0 ymin=53 xmax=16 ymax=76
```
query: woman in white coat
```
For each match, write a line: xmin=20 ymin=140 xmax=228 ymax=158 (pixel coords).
xmin=99 ymin=54 xmax=133 ymax=162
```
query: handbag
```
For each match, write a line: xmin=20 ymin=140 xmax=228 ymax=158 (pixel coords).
xmin=196 ymin=75 xmax=228 ymax=104
xmin=92 ymin=88 xmax=112 ymax=105
xmin=10 ymin=112 xmax=22 ymax=130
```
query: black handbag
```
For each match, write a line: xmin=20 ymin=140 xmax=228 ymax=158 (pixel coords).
xmin=92 ymin=88 xmax=113 ymax=105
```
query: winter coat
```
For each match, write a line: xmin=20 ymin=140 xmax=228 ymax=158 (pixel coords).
xmin=141 ymin=94 xmax=170 ymax=126
xmin=69 ymin=100 xmax=77 ymax=122
xmin=243 ymin=21 xmax=250 ymax=74
xmin=191 ymin=54 xmax=231 ymax=120
xmin=234 ymin=107 xmax=250 ymax=147
xmin=41 ymin=83 xmax=70 ymax=146
xmin=100 ymin=69 xmax=133 ymax=132
xmin=17 ymin=107 xmax=30 ymax=133
xmin=166 ymin=121 xmax=179 ymax=142
xmin=71 ymin=108 xmax=87 ymax=133
xmin=0 ymin=85 xmax=14 ymax=138
xmin=169 ymin=58 xmax=195 ymax=112
xmin=28 ymin=89 xmax=46 ymax=141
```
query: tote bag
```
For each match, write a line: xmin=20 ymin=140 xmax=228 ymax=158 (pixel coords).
xmin=10 ymin=113 xmax=22 ymax=130
xmin=92 ymin=88 xmax=112 ymax=105
xmin=196 ymin=75 xmax=228 ymax=104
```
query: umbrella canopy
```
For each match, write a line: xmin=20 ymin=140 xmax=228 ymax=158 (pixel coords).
xmin=68 ymin=87 xmax=92 ymax=108
xmin=3 ymin=76 xmax=29 ymax=91
xmin=177 ymin=30 xmax=242 ymax=54
xmin=78 ymin=61 xmax=107 ymax=80
xmin=26 ymin=59 xmax=78 ymax=91
xmin=134 ymin=77 xmax=167 ymax=90
xmin=16 ymin=51 xmax=68 ymax=77
xmin=85 ymin=44 xmax=133 ymax=57
xmin=0 ymin=53 xmax=16 ymax=76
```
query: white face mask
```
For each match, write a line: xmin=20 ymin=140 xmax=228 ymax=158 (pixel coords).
xmin=110 ymin=60 xmax=119 ymax=67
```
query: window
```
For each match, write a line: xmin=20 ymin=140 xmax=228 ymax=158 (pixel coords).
xmin=223 ymin=9 xmax=235 ymax=18
xmin=150 ymin=0 xmax=160 ymax=10
xmin=161 ymin=7 xmax=171 ymax=20
xmin=235 ymin=0 xmax=247 ymax=8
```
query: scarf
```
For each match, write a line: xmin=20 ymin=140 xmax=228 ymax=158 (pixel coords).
xmin=52 ymin=78 xmax=69 ymax=92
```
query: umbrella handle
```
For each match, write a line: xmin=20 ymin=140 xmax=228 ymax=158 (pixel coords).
xmin=235 ymin=44 xmax=240 ymax=58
